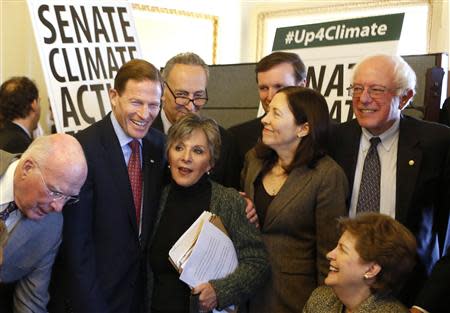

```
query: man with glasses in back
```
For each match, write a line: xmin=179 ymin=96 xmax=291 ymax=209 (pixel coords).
xmin=329 ymin=54 xmax=450 ymax=308
xmin=0 ymin=134 xmax=87 ymax=313
xmin=152 ymin=52 xmax=240 ymax=188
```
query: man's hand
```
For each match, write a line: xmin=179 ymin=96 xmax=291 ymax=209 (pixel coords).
xmin=193 ymin=283 xmax=217 ymax=312
xmin=240 ymin=192 xmax=259 ymax=228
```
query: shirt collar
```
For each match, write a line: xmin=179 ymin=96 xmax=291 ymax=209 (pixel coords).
xmin=160 ymin=108 xmax=172 ymax=135
xmin=110 ymin=112 xmax=142 ymax=147
xmin=361 ymin=118 xmax=400 ymax=152
xmin=0 ymin=159 xmax=19 ymax=206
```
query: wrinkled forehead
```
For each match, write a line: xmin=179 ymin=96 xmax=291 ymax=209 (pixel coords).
xmin=353 ymin=58 xmax=395 ymax=86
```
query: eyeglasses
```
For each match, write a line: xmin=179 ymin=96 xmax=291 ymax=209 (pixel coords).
xmin=164 ymin=82 xmax=208 ymax=109
xmin=347 ymin=84 xmax=399 ymax=99
xmin=34 ymin=161 xmax=80 ymax=205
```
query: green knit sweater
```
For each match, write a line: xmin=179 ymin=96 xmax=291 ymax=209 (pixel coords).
xmin=150 ymin=180 xmax=270 ymax=311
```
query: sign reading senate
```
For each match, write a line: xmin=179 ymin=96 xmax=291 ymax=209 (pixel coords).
xmin=27 ymin=0 xmax=142 ymax=134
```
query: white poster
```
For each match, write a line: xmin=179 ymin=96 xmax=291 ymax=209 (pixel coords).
xmin=27 ymin=0 xmax=142 ymax=134
xmin=272 ymin=14 xmax=404 ymax=123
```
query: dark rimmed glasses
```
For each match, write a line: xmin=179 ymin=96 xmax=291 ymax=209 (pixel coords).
xmin=165 ymin=82 xmax=208 ymax=109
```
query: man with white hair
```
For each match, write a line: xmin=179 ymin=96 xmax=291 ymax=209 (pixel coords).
xmin=0 ymin=134 xmax=87 ymax=313
xmin=330 ymin=54 xmax=450 ymax=306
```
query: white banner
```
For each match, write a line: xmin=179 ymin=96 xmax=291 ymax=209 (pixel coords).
xmin=27 ymin=0 xmax=142 ymax=133
xmin=271 ymin=14 xmax=404 ymax=123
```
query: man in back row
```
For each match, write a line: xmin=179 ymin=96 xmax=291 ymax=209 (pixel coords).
xmin=228 ymin=51 xmax=307 ymax=172
xmin=330 ymin=54 xmax=450 ymax=308
xmin=152 ymin=52 xmax=240 ymax=188
xmin=0 ymin=76 xmax=41 ymax=153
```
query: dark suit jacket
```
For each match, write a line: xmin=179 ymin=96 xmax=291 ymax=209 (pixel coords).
xmin=242 ymin=151 xmax=348 ymax=313
xmin=228 ymin=116 xmax=263 ymax=182
xmin=152 ymin=113 xmax=240 ymax=189
xmin=54 ymin=114 xmax=166 ymax=313
xmin=440 ymin=97 xmax=450 ymax=126
xmin=0 ymin=151 xmax=62 ymax=313
xmin=330 ymin=115 xmax=450 ymax=304
xmin=0 ymin=121 xmax=32 ymax=153
xmin=414 ymin=249 xmax=450 ymax=313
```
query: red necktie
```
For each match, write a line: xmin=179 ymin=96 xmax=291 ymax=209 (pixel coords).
xmin=128 ymin=140 xmax=142 ymax=226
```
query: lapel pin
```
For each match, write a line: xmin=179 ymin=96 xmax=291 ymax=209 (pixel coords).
xmin=150 ymin=159 xmax=155 ymax=164
xmin=408 ymin=160 xmax=414 ymax=166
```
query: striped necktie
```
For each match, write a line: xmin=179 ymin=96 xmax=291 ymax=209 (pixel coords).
xmin=0 ymin=202 xmax=18 ymax=221
xmin=356 ymin=137 xmax=381 ymax=213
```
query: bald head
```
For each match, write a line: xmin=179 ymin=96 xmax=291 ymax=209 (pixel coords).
xmin=14 ymin=134 xmax=87 ymax=219
xmin=22 ymin=134 xmax=87 ymax=191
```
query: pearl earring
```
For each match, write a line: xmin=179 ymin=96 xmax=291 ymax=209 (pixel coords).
xmin=364 ymin=273 xmax=369 ymax=279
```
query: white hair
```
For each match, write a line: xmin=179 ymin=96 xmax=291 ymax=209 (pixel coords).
xmin=352 ymin=54 xmax=416 ymax=97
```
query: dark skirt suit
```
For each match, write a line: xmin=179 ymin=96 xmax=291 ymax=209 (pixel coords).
xmin=242 ymin=150 xmax=349 ymax=313
xmin=147 ymin=177 xmax=269 ymax=313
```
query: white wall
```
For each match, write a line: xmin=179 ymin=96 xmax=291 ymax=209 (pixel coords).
xmin=240 ymin=0 xmax=449 ymax=62
xmin=0 ymin=0 xmax=448 ymax=134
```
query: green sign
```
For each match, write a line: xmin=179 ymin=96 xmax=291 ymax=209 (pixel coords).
xmin=273 ymin=13 xmax=404 ymax=50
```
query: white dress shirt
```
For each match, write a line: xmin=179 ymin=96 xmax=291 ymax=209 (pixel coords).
xmin=350 ymin=119 xmax=400 ymax=218
xmin=0 ymin=160 xmax=22 ymax=232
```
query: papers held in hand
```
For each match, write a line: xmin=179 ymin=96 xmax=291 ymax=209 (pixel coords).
xmin=168 ymin=211 xmax=238 ymax=288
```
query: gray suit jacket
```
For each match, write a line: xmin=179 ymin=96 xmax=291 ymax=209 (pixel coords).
xmin=242 ymin=150 xmax=348 ymax=313
xmin=303 ymin=286 xmax=409 ymax=313
xmin=0 ymin=151 xmax=63 ymax=313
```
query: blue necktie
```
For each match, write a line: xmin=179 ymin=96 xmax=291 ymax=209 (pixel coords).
xmin=0 ymin=202 xmax=18 ymax=221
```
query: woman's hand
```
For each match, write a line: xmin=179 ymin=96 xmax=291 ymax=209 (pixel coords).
xmin=193 ymin=283 xmax=218 ymax=312
xmin=239 ymin=191 xmax=259 ymax=228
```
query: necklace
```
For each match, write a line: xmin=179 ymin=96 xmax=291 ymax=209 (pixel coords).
xmin=264 ymin=166 xmax=287 ymax=196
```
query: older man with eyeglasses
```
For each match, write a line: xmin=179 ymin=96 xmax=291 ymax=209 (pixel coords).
xmin=0 ymin=133 xmax=87 ymax=313
xmin=329 ymin=54 xmax=450 ymax=310
xmin=152 ymin=52 xmax=240 ymax=189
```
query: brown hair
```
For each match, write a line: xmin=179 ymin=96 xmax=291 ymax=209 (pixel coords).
xmin=166 ymin=113 xmax=221 ymax=167
xmin=255 ymin=86 xmax=330 ymax=173
xmin=256 ymin=51 xmax=306 ymax=84
xmin=338 ymin=213 xmax=417 ymax=295
xmin=114 ymin=59 xmax=163 ymax=95
xmin=0 ymin=76 xmax=39 ymax=125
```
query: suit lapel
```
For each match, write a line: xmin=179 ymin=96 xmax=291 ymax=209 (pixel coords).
xmin=152 ymin=114 xmax=164 ymax=133
xmin=99 ymin=117 xmax=138 ymax=233
xmin=264 ymin=166 xmax=311 ymax=229
xmin=340 ymin=121 xmax=362 ymax=192
xmin=141 ymin=135 xmax=165 ymax=246
xmin=0 ymin=151 xmax=18 ymax=174
xmin=396 ymin=117 xmax=422 ymax=224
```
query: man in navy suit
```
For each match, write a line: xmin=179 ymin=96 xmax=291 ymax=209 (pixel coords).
xmin=228 ymin=52 xmax=307 ymax=175
xmin=0 ymin=134 xmax=87 ymax=313
xmin=330 ymin=54 xmax=450 ymax=306
xmin=0 ymin=76 xmax=41 ymax=153
xmin=51 ymin=59 xmax=167 ymax=313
